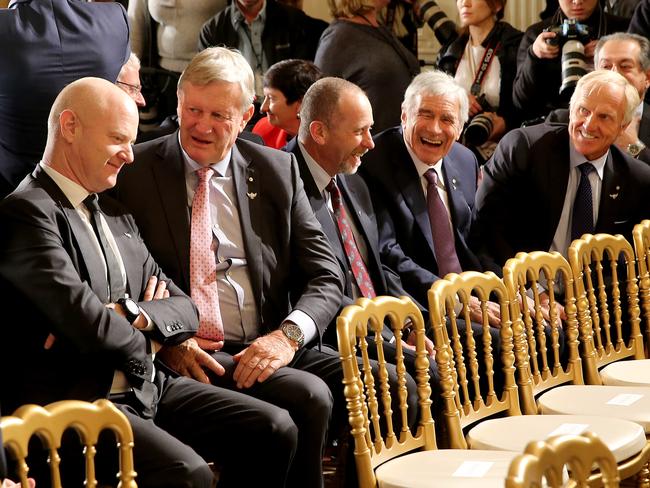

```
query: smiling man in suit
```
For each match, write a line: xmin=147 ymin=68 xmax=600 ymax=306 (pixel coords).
xmin=115 ymin=47 xmax=346 ymax=488
xmin=0 ymin=77 xmax=297 ymax=487
xmin=474 ymin=69 xmax=650 ymax=270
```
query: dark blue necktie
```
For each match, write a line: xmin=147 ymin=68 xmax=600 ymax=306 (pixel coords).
xmin=571 ymin=162 xmax=596 ymax=242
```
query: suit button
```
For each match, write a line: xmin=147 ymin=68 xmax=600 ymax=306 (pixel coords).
xmin=166 ymin=325 xmax=172 ymax=332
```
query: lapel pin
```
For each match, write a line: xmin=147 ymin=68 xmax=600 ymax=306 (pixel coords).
xmin=124 ymin=232 xmax=132 ymax=238
xmin=451 ymin=178 xmax=458 ymax=190
xmin=248 ymin=176 xmax=254 ymax=182
xmin=610 ymin=193 xmax=619 ymax=200
xmin=247 ymin=192 xmax=258 ymax=200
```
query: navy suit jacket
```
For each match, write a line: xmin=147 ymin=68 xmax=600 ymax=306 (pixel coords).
xmin=115 ymin=133 xmax=343 ymax=344
xmin=473 ymin=124 xmax=650 ymax=270
xmin=0 ymin=0 xmax=129 ymax=195
xmin=360 ymin=126 xmax=482 ymax=306
xmin=0 ymin=166 xmax=198 ymax=413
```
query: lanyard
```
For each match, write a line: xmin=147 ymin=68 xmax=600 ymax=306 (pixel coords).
xmin=469 ymin=41 xmax=500 ymax=97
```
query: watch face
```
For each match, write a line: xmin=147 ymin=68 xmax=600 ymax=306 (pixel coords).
xmin=122 ymin=298 xmax=139 ymax=317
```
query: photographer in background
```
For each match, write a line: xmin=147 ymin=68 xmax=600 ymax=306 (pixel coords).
xmin=513 ymin=0 xmax=628 ymax=124
xmin=437 ymin=0 xmax=522 ymax=163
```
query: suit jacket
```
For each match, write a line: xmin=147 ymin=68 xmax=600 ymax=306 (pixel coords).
xmin=473 ymin=124 xmax=650 ymax=270
xmin=0 ymin=0 xmax=130 ymax=196
xmin=0 ymin=166 xmax=198 ymax=413
xmin=359 ymin=126 xmax=482 ymax=306
xmin=629 ymin=0 xmax=650 ymax=35
xmin=287 ymin=139 xmax=417 ymax=341
xmin=546 ymin=102 xmax=650 ymax=165
xmin=115 ymin=133 xmax=343 ymax=343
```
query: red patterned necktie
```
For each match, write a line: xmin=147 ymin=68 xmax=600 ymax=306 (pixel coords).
xmin=424 ymin=168 xmax=462 ymax=276
xmin=326 ymin=179 xmax=376 ymax=298
xmin=190 ymin=167 xmax=224 ymax=341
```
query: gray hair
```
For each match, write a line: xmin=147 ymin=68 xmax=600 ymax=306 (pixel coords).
xmin=298 ymin=77 xmax=366 ymax=142
xmin=595 ymin=32 xmax=650 ymax=71
xmin=402 ymin=70 xmax=470 ymax=127
xmin=178 ymin=47 xmax=255 ymax=112
xmin=570 ymin=70 xmax=640 ymax=126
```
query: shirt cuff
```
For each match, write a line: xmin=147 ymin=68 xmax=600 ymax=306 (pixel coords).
xmin=284 ymin=309 xmax=317 ymax=346
xmin=139 ymin=308 xmax=154 ymax=331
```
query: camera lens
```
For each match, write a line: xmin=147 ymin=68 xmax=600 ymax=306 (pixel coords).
xmin=560 ymin=40 xmax=587 ymax=96
xmin=416 ymin=0 xmax=458 ymax=46
xmin=464 ymin=114 xmax=494 ymax=147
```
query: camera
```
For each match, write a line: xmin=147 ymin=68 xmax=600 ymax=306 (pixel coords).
xmin=544 ymin=18 xmax=591 ymax=96
xmin=463 ymin=94 xmax=495 ymax=147
xmin=414 ymin=0 xmax=458 ymax=46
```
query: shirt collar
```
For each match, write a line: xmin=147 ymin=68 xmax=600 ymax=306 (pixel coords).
xmin=231 ymin=0 xmax=267 ymax=28
xmin=569 ymin=141 xmax=607 ymax=180
xmin=40 ymin=162 xmax=91 ymax=208
xmin=179 ymin=133 xmax=232 ymax=177
xmin=404 ymin=139 xmax=445 ymax=182
xmin=299 ymin=141 xmax=333 ymax=194
xmin=635 ymin=101 xmax=644 ymax=119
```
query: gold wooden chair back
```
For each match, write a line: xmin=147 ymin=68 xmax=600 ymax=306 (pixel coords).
xmin=428 ymin=271 xmax=520 ymax=449
xmin=568 ymin=233 xmax=645 ymax=384
xmin=503 ymin=251 xmax=584 ymax=414
xmin=1 ymin=399 xmax=137 ymax=488
xmin=336 ymin=295 xmax=436 ymax=488
xmin=505 ymin=431 xmax=620 ymax=488
xmin=632 ymin=220 xmax=650 ymax=357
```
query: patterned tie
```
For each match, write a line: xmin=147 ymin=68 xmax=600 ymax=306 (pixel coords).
xmin=571 ymin=162 xmax=596 ymax=242
xmin=326 ymin=179 xmax=376 ymax=298
xmin=424 ymin=169 xmax=462 ymax=276
xmin=190 ymin=167 xmax=224 ymax=341
xmin=84 ymin=194 xmax=126 ymax=302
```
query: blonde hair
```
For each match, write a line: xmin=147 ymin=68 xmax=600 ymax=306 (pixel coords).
xmin=327 ymin=0 xmax=375 ymax=18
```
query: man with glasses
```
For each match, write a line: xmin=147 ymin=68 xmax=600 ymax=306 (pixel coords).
xmin=116 ymin=53 xmax=146 ymax=108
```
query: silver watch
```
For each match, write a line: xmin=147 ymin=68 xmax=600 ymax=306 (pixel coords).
xmin=627 ymin=141 xmax=646 ymax=158
xmin=280 ymin=322 xmax=304 ymax=348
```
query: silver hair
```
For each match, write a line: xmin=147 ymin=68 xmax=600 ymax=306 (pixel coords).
xmin=178 ymin=47 xmax=255 ymax=112
xmin=402 ymin=70 xmax=470 ymax=127
xmin=595 ymin=32 xmax=650 ymax=71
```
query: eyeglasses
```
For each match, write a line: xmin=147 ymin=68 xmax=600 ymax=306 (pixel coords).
xmin=115 ymin=80 xmax=143 ymax=97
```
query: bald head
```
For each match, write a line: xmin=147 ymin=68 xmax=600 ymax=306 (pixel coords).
xmin=45 ymin=77 xmax=139 ymax=193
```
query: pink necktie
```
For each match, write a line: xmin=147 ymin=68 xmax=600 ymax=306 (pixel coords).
xmin=190 ymin=167 xmax=224 ymax=341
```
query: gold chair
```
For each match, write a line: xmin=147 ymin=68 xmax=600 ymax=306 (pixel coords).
xmin=633 ymin=220 xmax=650 ymax=357
xmin=569 ymin=233 xmax=646 ymax=386
xmin=505 ymin=432 xmax=620 ymax=488
xmin=429 ymin=266 xmax=650 ymax=486
xmin=1 ymin=399 xmax=137 ymax=488
xmin=337 ymin=295 xmax=520 ymax=488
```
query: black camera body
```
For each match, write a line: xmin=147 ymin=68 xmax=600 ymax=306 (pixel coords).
xmin=463 ymin=94 xmax=496 ymax=147
xmin=544 ymin=18 xmax=591 ymax=47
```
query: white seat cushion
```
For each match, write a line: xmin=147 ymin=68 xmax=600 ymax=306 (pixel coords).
xmin=468 ymin=414 xmax=646 ymax=463
xmin=601 ymin=360 xmax=650 ymax=387
xmin=538 ymin=385 xmax=650 ymax=432
xmin=376 ymin=449 xmax=519 ymax=488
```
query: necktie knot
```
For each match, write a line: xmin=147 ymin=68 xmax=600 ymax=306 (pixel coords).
xmin=84 ymin=193 xmax=100 ymax=213
xmin=326 ymin=179 xmax=341 ymax=204
xmin=578 ymin=162 xmax=595 ymax=177
xmin=197 ymin=167 xmax=214 ymax=185
xmin=424 ymin=168 xmax=438 ymax=186
xmin=326 ymin=178 xmax=338 ymax=195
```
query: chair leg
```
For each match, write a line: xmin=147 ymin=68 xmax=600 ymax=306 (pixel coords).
xmin=636 ymin=462 xmax=650 ymax=488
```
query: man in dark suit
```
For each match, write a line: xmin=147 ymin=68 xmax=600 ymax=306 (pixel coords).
xmin=360 ymin=70 xmax=499 ymax=324
xmin=115 ymin=47 xmax=345 ymax=488
xmin=548 ymin=33 xmax=650 ymax=164
xmin=0 ymin=0 xmax=130 ymax=199
xmin=0 ymin=78 xmax=297 ymax=488
xmin=474 ymin=69 xmax=650 ymax=271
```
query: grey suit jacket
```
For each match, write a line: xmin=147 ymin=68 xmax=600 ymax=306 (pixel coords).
xmin=0 ymin=166 xmax=198 ymax=413
xmin=115 ymin=133 xmax=344 ymax=343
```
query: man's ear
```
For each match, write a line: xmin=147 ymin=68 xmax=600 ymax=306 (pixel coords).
xmin=240 ymin=104 xmax=255 ymax=131
xmin=59 ymin=109 xmax=78 ymax=143
xmin=309 ymin=120 xmax=327 ymax=145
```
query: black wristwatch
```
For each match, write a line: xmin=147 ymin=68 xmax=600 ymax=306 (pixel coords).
xmin=280 ymin=322 xmax=304 ymax=348
xmin=117 ymin=297 xmax=141 ymax=324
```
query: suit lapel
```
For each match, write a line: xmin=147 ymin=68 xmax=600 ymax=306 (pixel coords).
xmin=441 ymin=157 xmax=471 ymax=234
xmin=33 ymin=166 xmax=110 ymax=302
xmin=151 ymin=134 xmax=192 ymax=290
xmin=393 ymin=137 xmax=435 ymax=252
xmin=231 ymin=143 xmax=264 ymax=309
xmin=639 ymin=102 xmax=650 ymax=144
xmin=596 ymin=151 xmax=621 ymax=231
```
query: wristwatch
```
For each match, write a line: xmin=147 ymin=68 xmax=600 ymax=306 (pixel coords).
xmin=117 ymin=297 xmax=141 ymax=324
xmin=280 ymin=322 xmax=304 ymax=348
xmin=627 ymin=141 xmax=646 ymax=158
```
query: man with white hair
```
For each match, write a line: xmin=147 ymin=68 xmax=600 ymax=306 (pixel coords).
xmin=116 ymin=53 xmax=146 ymax=108
xmin=474 ymin=69 xmax=650 ymax=270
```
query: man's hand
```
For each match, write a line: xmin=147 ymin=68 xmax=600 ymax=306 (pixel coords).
xmin=523 ymin=293 xmax=566 ymax=325
xmin=584 ymin=39 xmax=597 ymax=60
xmin=532 ymin=32 xmax=560 ymax=59
xmin=467 ymin=295 xmax=501 ymax=327
xmin=158 ymin=338 xmax=225 ymax=384
xmin=232 ymin=330 xmax=296 ymax=388
xmin=616 ymin=115 xmax=641 ymax=150
xmin=468 ymin=93 xmax=484 ymax=117
xmin=403 ymin=330 xmax=436 ymax=358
